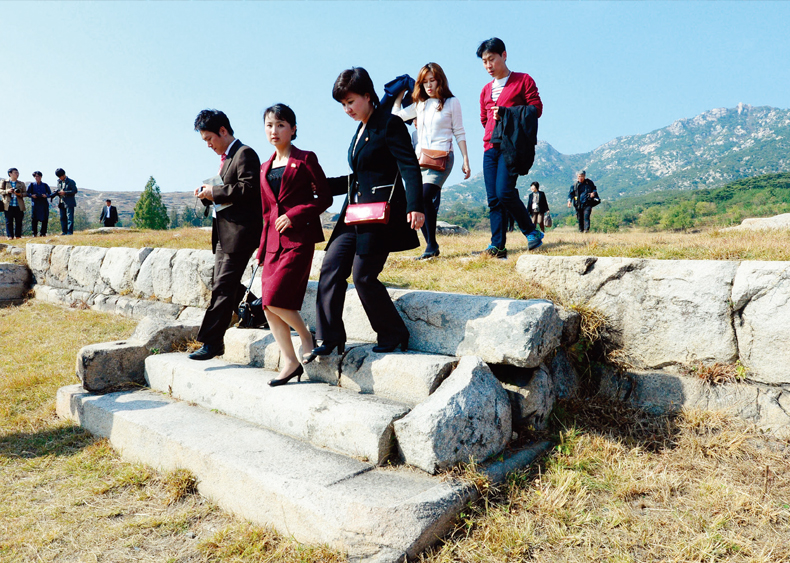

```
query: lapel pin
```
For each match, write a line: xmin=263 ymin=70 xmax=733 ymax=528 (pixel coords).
xmin=291 ymin=163 xmax=297 ymax=168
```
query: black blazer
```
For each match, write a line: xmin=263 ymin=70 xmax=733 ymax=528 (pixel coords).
xmin=206 ymin=139 xmax=263 ymax=254
xmin=327 ymin=105 xmax=424 ymax=255
xmin=99 ymin=205 xmax=118 ymax=226
xmin=527 ymin=191 xmax=549 ymax=214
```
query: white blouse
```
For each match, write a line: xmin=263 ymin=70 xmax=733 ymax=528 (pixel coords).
xmin=393 ymin=97 xmax=466 ymax=155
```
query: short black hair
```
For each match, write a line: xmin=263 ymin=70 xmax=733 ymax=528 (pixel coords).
xmin=106 ymin=199 xmax=112 ymax=204
xmin=194 ymin=109 xmax=234 ymax=137
xmin=332 ymin=67 xmax=379 ymax=106
xmin=530 ymin=181 xmax=540 ymax=189
xmin=7 ymin=168 xmax=18 ymax=176
xmin=32 ymin=171 xmax=42 ymax=177
xmin=476 ymin=37 xmax=506 ymax=58
xmin=55 ymin=168 xmax=66 ymax=177
xmin=264 ymin=103 xmax=297 ymax=140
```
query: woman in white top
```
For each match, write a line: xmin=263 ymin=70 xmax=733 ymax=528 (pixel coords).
xmin=393 ymin=62 xmax=470 ymax=260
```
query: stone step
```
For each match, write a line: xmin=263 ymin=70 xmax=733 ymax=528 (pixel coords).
xmin=144 ymin=353 xmax=410 ymax=465
xmin=223 ymin=327 xmax=458 ymax=407
xmin=56 ymin=384 xmax=478 ymax=563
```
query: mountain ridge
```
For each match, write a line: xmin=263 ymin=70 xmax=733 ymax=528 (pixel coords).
xmin=443 ymin=104 xmax=790 ymax=209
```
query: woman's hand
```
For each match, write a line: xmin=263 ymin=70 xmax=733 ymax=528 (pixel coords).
xmin=407 ymin=211 xmax=425 ymax=230
xmin=462 ymin=156 xmax=471 ymax=179
xmin=275 ymin=213 xmax=293 ymax=233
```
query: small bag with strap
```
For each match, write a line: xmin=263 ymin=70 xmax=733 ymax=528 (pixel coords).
xmin=344 ymin=172 xmax=398 ymax=225
xmin=417 ymin=108 xmax=450 ymax=171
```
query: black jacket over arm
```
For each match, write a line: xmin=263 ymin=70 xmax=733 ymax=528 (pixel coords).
xmin=209 ymin=140 xmax=263 ymax=254
xmin=491 ymin=104 xmax=539 ymax=176
xmin=327 ymin=105 xmax=424 ymax=255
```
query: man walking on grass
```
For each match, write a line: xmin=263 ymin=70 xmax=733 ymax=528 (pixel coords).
xmin=477 ymin=37 xmax=544 ymax=258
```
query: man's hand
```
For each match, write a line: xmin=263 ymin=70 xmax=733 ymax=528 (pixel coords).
xmin=567 ymin=201 xmax=572 ymax=208
xmin=407 ymin=211 xmax=425 ymax=230
xmin=274 ymin=213 xmax=292 ymax=233
xmin=493 ymin=106 xmax=500 ymax=121
xmin=195 ymin=185 xmax=214 ymax=202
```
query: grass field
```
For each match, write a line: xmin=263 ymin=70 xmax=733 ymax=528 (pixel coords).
xmin=2 ymin=226 xmax=790 ymax=561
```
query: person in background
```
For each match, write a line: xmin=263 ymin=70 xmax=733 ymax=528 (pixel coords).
xmin=99 ymin=199 xmax=119 ymax=227
xmin=567 ymin=170 xmax=598 ymax=233
xmin=255 ymin=103 xmax=332 ymax=386
xmin=477 ymin=37 xmax=544 ymax=258
xmin=527 ymin=181 xmax=549 ymax=232
xmin=28 ymin=171 xmax=51 ymax=237
xmin=392 ymin=62 xmax=470 ymax=260
xmin=1 ymin=168 xmax=27 ymax=240
xmin=310 ymin=67 xmax=424 ymax=360
xmin=54 ymin=168 xmax=78 ymax=235
xmin=189 ymin=109 xmax=263 ymax=361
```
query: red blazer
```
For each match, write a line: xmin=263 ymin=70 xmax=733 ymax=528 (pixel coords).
xmin=256 ymin=146 xmax=332 ymax=259
xmin=480 ymin=72 xmax=542 ymax=151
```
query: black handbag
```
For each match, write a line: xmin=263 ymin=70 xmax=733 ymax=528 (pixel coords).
xmin=236 ymin=264 xmax=269 ymax=329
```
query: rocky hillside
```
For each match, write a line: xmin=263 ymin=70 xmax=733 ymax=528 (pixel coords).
xmin=64 ymin=188 xmax=197 ymax=226
xmin=443 ymin=104 xmax=790 ymax=208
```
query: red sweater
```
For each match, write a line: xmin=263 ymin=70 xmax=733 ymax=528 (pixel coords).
xmin=479 ymin=72 xmax=543 ymax=151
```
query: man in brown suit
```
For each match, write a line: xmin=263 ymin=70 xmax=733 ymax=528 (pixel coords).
xmin=189 ymin=109 xmax=263 ymax=360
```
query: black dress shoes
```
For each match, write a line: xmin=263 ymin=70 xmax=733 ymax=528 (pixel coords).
xmin=305 ymin=340 xmax=345 ymax=364
xmin=188 ymin=343 xmax=225 ymax=361
xmin=372 ymin=336 xmax=409 ymax=354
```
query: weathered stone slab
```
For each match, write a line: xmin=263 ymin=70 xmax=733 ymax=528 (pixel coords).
xmin=436 ymin=221 xmax=469 ymax=236
xmin=145 ymin=353 xmax=410 ymax=464
xmin=0 ymin=263 xmax=31 ymax=300
xmin=134 ymin=247 xmax=177 ymax=301
xmin=26 ymin=243 xmax=53 ymax=282
xmin=48 ymin=245 xmax=72 ymax=287
xmin=99 ymin=247 xmax=153 ymax=295
xmin=56 ymin=384 xmax=475 ymax=563
xmin=516 ymin=255 xmax=739 ymax=368
xmin=732 ymin=261 xmax=790 ymax=385
xmin=394 ymin=357 xmax=512 ymax=473
xmin=339 ymin=345 xmax=457 ymax=407
xmin=223 ymin=327 xmax=280 ymax=369
xmin=300 ymin=282 xmax=563 ymax=369
xmin=67 ymin=246 xmax=108 ymax=293
xmin=171 ymin=249 xmax=213 ymax=307
xmin=75 ymin=316 xmax=200 ymax=393
xmin=550 ymin=350 xmax=580 ymax=400
xmin=600 ymin=369 xmax=790 ymax=439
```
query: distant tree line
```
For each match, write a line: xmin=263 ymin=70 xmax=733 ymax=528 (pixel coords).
xmin=440 ymin=173 xmax=790 ymax=233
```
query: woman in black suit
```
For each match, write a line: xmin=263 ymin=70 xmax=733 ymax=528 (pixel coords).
xmin=308 ymin=67 xmax=425 ymax=359
xmin=526 ymin=181 xmax=550 ymax=232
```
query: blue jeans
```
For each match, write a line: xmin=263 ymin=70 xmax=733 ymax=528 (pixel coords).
xmin=59 ymin=205 xmax=74 ymax=235
xmin=483 ymin=147 xmax=535 ymax=249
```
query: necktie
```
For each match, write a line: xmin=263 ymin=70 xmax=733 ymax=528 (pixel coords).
xmin=219 ymin=153 xmax=227 ymax=174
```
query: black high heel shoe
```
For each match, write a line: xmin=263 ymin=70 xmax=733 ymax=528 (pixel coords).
xmin=372 ymin=336 xmax=409 ymax=354
xmin=301 ymin=334 xmax=318 ymax=365
xmin=268 ymin=364 xmax=304 ymax=387
xmin=304 ymin=340 xmax=345 ymax=364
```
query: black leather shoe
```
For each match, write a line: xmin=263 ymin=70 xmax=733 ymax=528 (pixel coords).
xmin=415 ymin=250 xmax=439 ymax=260
xmin=372 ymin=336 xmax=409 ymax=354
xmin=188 ymin=343 xmax=225 ymax=361
xmin=307 ymin=340 xmax=345 ymax=362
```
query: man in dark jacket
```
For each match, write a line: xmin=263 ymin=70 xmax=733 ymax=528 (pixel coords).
xmin=190 ymin=109 xmax=263 ymax=360
xmin=54 ymin=168 xmax=78 ymax=235
xmin=567 ymin=170 xmax=598 ymax=233
xmin=99 ymin=199 xmax=119 ymax=227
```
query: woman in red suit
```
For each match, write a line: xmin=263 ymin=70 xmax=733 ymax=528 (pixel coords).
xmin=256 ymin=104 xmax=332 ymax=386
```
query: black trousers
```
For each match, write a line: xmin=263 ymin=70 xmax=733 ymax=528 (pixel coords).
xmin=4 ymin=207 xmax=23 ymax=238
xmin=197 ymin=240 xmax=254 ymax=346
xmin=576 ymin=205 xmax=593 ymax=232
xmin=316 ymin=228 xmax=409 ymax=347
xmin=32 ymin=214 xmax=48 ymax=236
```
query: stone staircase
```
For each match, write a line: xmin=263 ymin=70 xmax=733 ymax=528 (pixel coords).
xmin=59 ymin=321 xmax=560 ymax=562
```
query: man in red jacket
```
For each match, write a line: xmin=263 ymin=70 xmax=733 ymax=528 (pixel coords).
xmin=478 ymin=37 xmax=544 ymax=258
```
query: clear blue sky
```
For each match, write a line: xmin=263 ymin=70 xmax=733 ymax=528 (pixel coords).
xmin=2 ymin=1 xmax=789 ymax=199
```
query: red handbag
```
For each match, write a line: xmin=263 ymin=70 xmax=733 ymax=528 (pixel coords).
xmin=418 ymin=149 xmax=449 ymax=172
xmin=344 ymin=173 xmax=398 ymax=226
